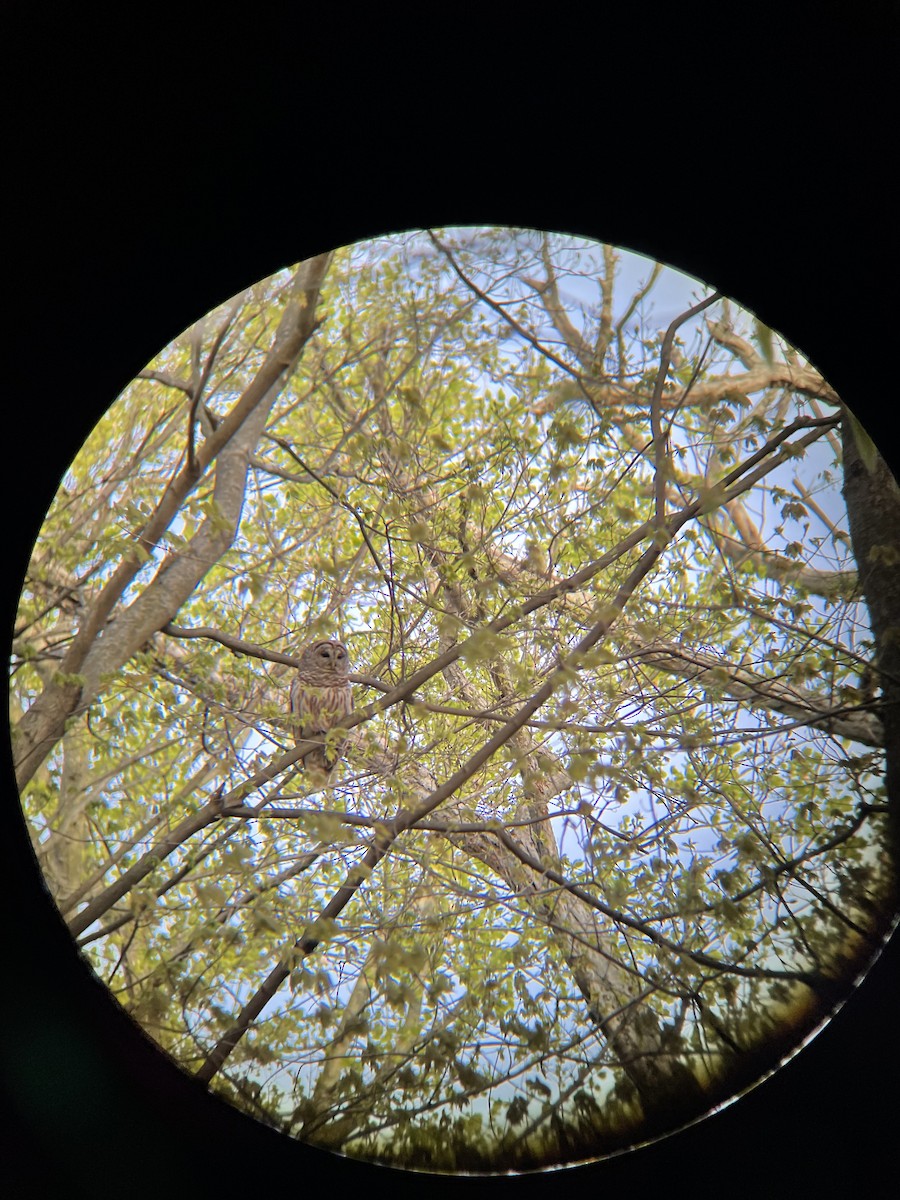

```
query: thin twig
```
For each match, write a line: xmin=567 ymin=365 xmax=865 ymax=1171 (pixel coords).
xmin=427 ymin=230 xmax=602 ymax=414
xmin=195 ymin=530 xmax=676 ymax=1083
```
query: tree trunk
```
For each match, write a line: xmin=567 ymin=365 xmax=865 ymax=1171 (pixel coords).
xmin=13 ymin=253 xmax=331 ymax=791
xmin=458 ymin=813 xmax=708 ymax=1129
xmin=841 ymin=408 xmax=900 ymax=885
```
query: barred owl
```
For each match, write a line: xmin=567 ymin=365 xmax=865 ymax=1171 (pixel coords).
xmin=289 ymin=639 xmax=353 ymax=776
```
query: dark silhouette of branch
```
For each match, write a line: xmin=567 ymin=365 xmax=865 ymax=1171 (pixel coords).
xmin=195 ymin=531 xmax=682 ymax=1083
xmin=68 ymin=415 xmax=842 ymax=947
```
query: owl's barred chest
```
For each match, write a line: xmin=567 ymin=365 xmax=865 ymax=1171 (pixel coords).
xmin=290 ymin=681 xmax=352 ymax=723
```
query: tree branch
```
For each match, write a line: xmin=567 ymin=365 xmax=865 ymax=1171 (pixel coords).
xmin=651 ymin=291 xmax=722 ymax=530
xmin=13 ymin=254 xmax=332 ymax=790
xmin=195 ymin=528 xmax=678 ymax=1083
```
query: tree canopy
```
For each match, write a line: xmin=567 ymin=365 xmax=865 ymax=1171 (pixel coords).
xmin=11 ymin=228 xmax=897 ymax=1173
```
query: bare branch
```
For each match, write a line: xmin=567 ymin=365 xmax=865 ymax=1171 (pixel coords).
xmin=651 ymin=291 xmax=722 ymax=530
xmin=427 ymin=230 xmax=603 ymax=414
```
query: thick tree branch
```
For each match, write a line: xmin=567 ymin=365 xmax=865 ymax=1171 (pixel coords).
xmin=651 ymin=291 xmax=722 ymax=529
xmin=196 ymin=535 xmax=675 ymax=1084
xmin=67 ymin=418 xmax=843 ymax=947
xmin=13 ymin=254 xmax=332 ymax=790
xmin=622 ymin=636 xmax=884 ymax=747
xmin=485 ymin=826 xmax=829 ymax=990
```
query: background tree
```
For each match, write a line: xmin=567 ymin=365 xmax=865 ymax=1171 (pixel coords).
xmin=12 ymin=228 xmax=896 ymax=1173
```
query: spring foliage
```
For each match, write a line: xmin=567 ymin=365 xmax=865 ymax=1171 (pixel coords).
xmin=12 ymin=229 xmax=895 ymax=1172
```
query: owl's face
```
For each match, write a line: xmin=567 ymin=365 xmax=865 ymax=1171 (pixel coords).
xmin=301 ymin=639 xmax=350 ymax=678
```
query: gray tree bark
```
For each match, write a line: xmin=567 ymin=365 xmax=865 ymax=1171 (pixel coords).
xmin=13 ymin=253 xmax=331 ymax=791
xmin=841 ymin=408 xmax=900 ymax=883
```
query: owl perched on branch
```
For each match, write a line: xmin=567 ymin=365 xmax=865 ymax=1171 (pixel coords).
xmin=289 ymin=639 xmax=353 ymax=776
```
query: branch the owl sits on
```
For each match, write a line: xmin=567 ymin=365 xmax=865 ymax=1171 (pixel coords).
xmin=289 ymin=639 xmax=353 ymax=776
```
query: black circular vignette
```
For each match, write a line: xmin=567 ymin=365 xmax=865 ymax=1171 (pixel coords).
xmin=5 ymin=11 xmax=899 ymax=1196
